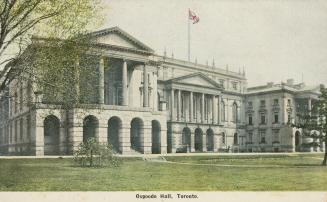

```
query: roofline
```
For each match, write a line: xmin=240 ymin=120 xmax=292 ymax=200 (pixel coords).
xmin=88 ymin=26 xmax=154 ymax=53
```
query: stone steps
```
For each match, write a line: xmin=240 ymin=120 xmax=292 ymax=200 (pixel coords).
xmin=142 ymin=156 xmax=167 ymax=162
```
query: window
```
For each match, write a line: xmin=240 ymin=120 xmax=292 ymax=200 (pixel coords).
xmin=273 ymin=99 xmax=278 ymax=105
xmin=232 ymin=82 xmax=237 ymax=90
xmin=233 ymin=133 xmax=238 ymax=145
xmin=248 ymin=114 xmax=253 ymax=125
xmin=247 ymin=132 xmax=253 ymax=143
xmin=232 ymin=103 xmax=238 ymax=122
xmin=259 ymin=130 xmax=266 ymax=144
xmin=287 ymin=113 xmax=291 ymax=123
xmin=260 ymin=100 xmax=266 ymax=107
xmin=248 ymin=101 xmax=253 ymax=107
xmin=274 ymin=113 xmax=279 ymax=123
xmin=204 ymin=97 xmax=208 ymax=120
xmin=260 ymin=113 xmax=266 ymax=124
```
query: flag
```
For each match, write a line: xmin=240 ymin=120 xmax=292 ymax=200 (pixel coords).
xmin=189 ymin=9 xmax=200 ymax=24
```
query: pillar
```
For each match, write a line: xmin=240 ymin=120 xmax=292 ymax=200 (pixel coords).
xmin=212 ymin=95 xmax=216 ymax=124
xmin=190 ymin=132 xmax=195 ymax=152
xmin=98 ymin=123 xmax=107 ymax=144
xmin=171 ymin=89 xmax=175 ymax=121
xmin=214 ymin=133 xmax=219 ymax=151
xmin=98 ymin=57 xmax=105 ymax=104
xmin=178 ymin=90 xmax=181 ymax=121
xmin=202 ymin=134 xmax=207 ymax=152
xmin=142 ymin=123 xmax=152 ymax=154
xmin=143 ymin=64 xmax=149 ymax=107
xmin=119 ymin=123 xmax=131 ymax=154
xmin=190 ymin=92 xmax=193 ymax=122
xmin=201 ymin=94 xmax=205 ymax=123
xmin=122 ymin=60 xmax=128 ymax=106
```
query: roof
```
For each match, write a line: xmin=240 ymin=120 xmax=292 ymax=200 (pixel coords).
xmin=88 ymin=26 xmax=154 ymax=53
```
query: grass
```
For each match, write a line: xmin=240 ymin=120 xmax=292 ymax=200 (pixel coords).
xmin=0 ymin=153 xmax=326 ymax=191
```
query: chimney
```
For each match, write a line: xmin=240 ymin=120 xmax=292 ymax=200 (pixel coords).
xmin=286 ymin=79 xmax=294 ymax=86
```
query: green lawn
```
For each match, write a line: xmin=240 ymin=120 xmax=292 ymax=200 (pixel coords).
xmin=0 ymin=154 xmax=326 ymax=191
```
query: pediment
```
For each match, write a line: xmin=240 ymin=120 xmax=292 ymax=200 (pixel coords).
xmin=168 ymin=73 xmax=222 ymax=89
xmin=89 ymin=27 xmax=153 ymax=52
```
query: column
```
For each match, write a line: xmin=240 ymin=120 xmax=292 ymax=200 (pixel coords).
xmin=177 ymin=90 xmax=181 ymax=121
xmin=214 ymin=133 xmax=219 ymax=151
xmin=217 ymin=96 xmax=220 ymax=124
xmin=212 ymin=95 xmax=216 ymax=123
xmin=122 ymin=59 xmax=128 ymax=106
xmin=98 ymin=121 xmax=107 ymax=144
xmin=191 ymin=132 xmax=195 ymax=152
xmin=142 ymin=122 xmax=152 ymax=154
xmin=202 ymin=134 xmax=207 ymax=152
xmin=98 ymin=57 xmax=105 ymax=104
xmin=143 ymin=64 xmax=149 ymax=107
xmin=171 ymin=89 xmax=175 ymax=121
xmin=119 ymin=123 xmax=131 ymax=154
xmin=201 ymin=94 xmax=205 ymax=123
xmin=190 ymin=92 xmax=193 ymax=122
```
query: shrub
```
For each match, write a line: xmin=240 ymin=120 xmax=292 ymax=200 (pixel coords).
xmin=73 ymin=138 xmax=122 ymax=167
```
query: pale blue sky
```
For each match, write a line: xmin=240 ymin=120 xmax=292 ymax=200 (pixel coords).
xmin=102 ymin=0 xmax=327 ymax=87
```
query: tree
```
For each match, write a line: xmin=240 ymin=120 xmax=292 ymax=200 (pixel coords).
xmin=0 ymin=0 xmax=103 ymax=88
xmin=73 ymin=137 xmax=121 ymax=167
xmin=292 ymin=84 xmax=327 ymax=165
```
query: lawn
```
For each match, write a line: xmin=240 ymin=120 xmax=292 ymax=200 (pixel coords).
xmin=0 ymin=153 xmax=326 ymax=191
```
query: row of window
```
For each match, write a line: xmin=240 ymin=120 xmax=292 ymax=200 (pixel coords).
xmin=247 ymin=111 xmax=292 ymax=125
xmin=247 ymin=129 xmax=280 ymax=144
xmin=248 ymin=98 xmax=292 ymax=108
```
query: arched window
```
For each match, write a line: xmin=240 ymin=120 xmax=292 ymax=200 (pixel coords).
xmin=232 ymin=102 xmax=238 ymax=122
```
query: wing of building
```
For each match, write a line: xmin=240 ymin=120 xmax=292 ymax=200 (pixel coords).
xmin=0 ymin=27 xmax=325 ymax=155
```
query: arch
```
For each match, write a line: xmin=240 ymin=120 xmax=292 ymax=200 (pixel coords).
xmin=232 ymin=102 xmax=238 ymax=122
xmin=44 ymin=115 xmax=60 ymax=155
xmin=182 ymin=127 xmax=191 ymax=153
xmin=206 ymin=128 xmax=214 ymax=152
xmin=152 ymin=120 xmax=161 ymax=154
xmin=234 ymin=133 xmax=238 ymax=145
xmin=83 ymin=115 xmax=99 ymax=143
xmin=194 ymin=128 xmax=203 ymax=152
xmin=131 ymin=118 xmax=144 ymax=152
xmin=108 ymin=116 xmax=122 ymax=153
xmin=295 ymin=130 xmax=301 ymax=151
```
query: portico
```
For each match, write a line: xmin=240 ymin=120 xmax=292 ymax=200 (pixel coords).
xmin=166 ymin=73 xmax=223 ymax=153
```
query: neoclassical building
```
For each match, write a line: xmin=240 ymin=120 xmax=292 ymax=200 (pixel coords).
xmin=0 ymin=27 xmax=324 ymax=155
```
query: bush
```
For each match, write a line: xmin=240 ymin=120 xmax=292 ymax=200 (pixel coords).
xmin=73 ymin=138 xmax=122 ymax=167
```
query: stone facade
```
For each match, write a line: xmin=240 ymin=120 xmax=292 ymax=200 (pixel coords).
xmin=0 ymin=27 xmax=324 ymax=155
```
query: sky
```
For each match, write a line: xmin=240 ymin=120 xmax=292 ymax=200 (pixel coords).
xmin=101 ymin=0 xmax=327 ymax=87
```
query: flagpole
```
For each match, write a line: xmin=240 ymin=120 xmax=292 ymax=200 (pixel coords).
xmin=188 ymin=8 xmax=190 ymax=62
